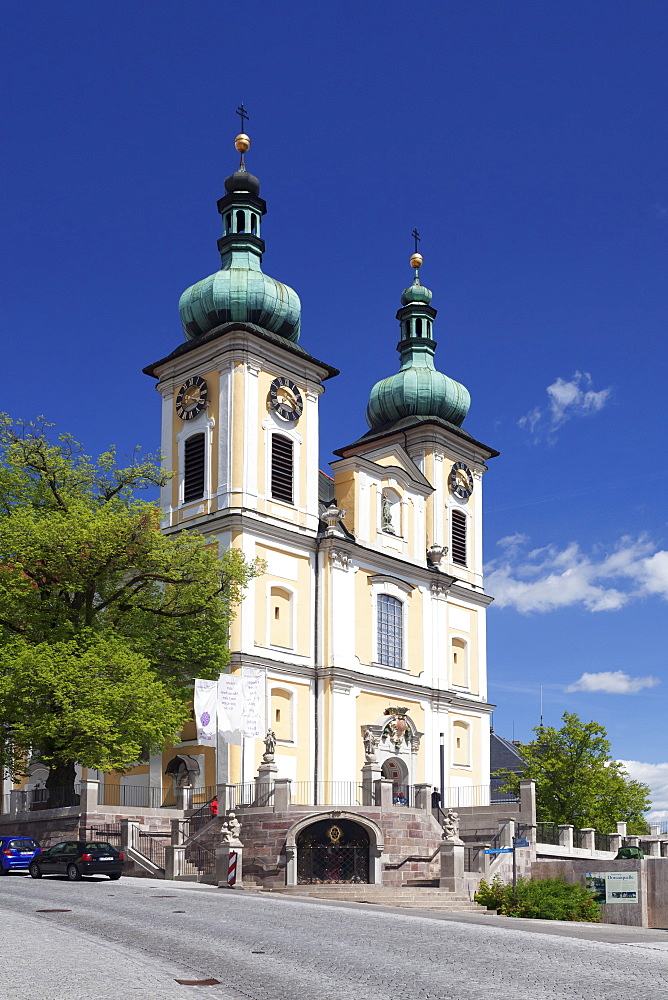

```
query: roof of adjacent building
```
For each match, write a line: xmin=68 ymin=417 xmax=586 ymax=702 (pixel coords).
xmin=490 ymin=731 xmax=526 ymax=774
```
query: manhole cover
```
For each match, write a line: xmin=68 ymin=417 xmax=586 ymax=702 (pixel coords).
xmin=36 ymin=909 xmax=71 ymax=913
xmin=174 ymin=978 xmax=221 ymax=986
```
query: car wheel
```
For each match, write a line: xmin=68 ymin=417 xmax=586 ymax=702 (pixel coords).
xmin=29 ymin=862 xmax=42 ymax=879
xmin=108 ymin=873 xmax=122 ymax=880
xmin=66 ymin=864 xmax=81 ymax=881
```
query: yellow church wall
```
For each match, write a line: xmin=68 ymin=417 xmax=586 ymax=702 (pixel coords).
xmin=334 ymin=470 xmax=356 ymax=535
xmin=228 ymin=530 xmax=244 ymax=651
xmin=407 ymin=588 xmax=423 ymax=676
xmin=253 ymin=545 xmax=311 ymax=655
xmin=369 ymin=482 xmax=377 ymax=543
xmin=423 ymin=450 xmax=435 ymax=548
xmin=231 ymin=361 xmax=246 ymax=492
xmin=448 ymin=713 xmax=482 ymax=781
xmin=259 ymin=678 xmax=312 ymax=782
xmin=355 ymin=570 xmax=373 ymax=664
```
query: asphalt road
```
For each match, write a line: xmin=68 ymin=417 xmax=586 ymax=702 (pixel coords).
xmin=2 ymin=872 xmax=668 ymax=1000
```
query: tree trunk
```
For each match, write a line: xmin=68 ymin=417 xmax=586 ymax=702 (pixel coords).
xmin=45 ymin=760 xmax=78 ymax=807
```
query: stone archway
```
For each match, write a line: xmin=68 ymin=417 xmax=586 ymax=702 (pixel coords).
xmin=285 ymin=811 xmax=384 ymax=886
xmin=381 ymin=757 xmax=409 ymax=806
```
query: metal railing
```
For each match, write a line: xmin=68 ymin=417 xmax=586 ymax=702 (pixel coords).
xmin=573 ymin=827 xmax=584 ymax=849
xmin=443 ymin=782 xmax=520 ymax=809
xmin=97 ymin=784 xmax=177 ymax=809
xmin=182 ymin=842 xmax=216 ymax=878
xmin=1 ymin=785 xmax=81 ymax=813
xmin=84 ymin=824 xmax=123 ymax=846
xmin=536 ymin=822 xmax=560 ymax=845
xmin=291 ymin=782 xmax=365 ymax=807
xmin=595 ymin=832 xmax=613 ymax=852
xmin=137 ymin=831 xmax=169 ymax=872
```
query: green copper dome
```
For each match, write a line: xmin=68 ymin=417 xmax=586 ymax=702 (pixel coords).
xmin=366 ymin=259 xmax=470 ymax=430
xmin=178 ymin=135 xmax=301 ymax=343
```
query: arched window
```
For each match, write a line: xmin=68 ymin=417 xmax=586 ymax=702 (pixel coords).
xmin=183 ymin=434 xmax=205 ymax=503
xmin=236 ymin=209 xmax=246 ymax=233
xmin=377 ymin=594 xmax=403 ymax=668
xmin=271 ymin=435 xmax=293 ymax=504
xmin=451 ymin=509 xmax=467 ymax=566
xmin=225 ymin=212 xmax=232 ymax=234
xmin=452 ymin=721 xmax=470 ymax=766
xmin=271 ymin=687 xmax=293 ymax=741
xmin=269 ymin=587 xmax=293 ymax=648
xmin=451 ymin=637 xmax=468 ymax=688
xmin=251 ymin=214 xmax=257 ymax=235
xmin=416 ymin=318 xmax=422 ymax=337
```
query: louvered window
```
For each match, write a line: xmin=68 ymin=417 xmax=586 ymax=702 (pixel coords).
xmin=271 ymin=434 xmax=293 ymax=504
xmin=451 ymin=509 xmax=467 ymax=566
xmin=183 ymin=434 xmax=205 ymax=503
xmin=377 ymin=594 xmax=403 ymax=668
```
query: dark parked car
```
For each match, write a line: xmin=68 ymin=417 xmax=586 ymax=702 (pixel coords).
xmin=29 ymin=840 xmax=124 ymax=880
xmin=0 ymin=836 xmax=41 ymax=874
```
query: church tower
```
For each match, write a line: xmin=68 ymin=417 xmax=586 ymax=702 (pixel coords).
xmin=145 ymin=122 xmax=338 ymax=789
xmin=145 ymin=123 xmax=498 ymax=806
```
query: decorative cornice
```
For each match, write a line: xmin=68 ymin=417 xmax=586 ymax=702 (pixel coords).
xmin=329 ymin=548 xmax=352 ymax=571
xmin=430 ymin=578 xmax=452 ymax=598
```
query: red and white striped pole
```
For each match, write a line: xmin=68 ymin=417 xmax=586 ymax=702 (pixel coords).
xmin=227 ymin=851 xmax=237 ymax=887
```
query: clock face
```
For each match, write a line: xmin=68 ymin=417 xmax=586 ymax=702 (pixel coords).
xmin=269 ymin=376 xmax=303 ymax=421
xmin=175 ymin=376 xmax=208 ymax=420
xmin=450 ymin=461 xmax=474 ymax=499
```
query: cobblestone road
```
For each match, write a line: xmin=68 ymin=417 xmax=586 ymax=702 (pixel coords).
xmin=1 ymin=874 xmax=668 ymax=1000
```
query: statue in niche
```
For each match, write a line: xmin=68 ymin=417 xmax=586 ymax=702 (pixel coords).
xmin=363 ymin=728 xmax=379 ymax=763
xmin=262 ymin=729 xmax=277 ymax=762
xmin=220 ymin=810 xmax=242 ymax=845
xmin=381 ymin=492 xmax=395 ymax=534
xmin=442 ymin=809 xmax=460 ymax=841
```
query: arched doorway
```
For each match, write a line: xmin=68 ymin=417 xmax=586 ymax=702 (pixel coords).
xmin=381 ymin=757 xmax=409 ymax=806
xmin=296 ymin=818 xmax=370 ymax=884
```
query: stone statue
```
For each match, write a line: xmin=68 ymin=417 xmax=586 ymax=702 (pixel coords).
xmin=363 ymin=728 xmax=378 ymax=763
xmin=442 ymin=808 xmax=460 ymax=841
xmin=220 ymin=810 xmax=242 ymax=845
xmin=262 ymin=729 xmax=277 ymax=762
xmin=381 ymin=492 xmax=395 ymax=534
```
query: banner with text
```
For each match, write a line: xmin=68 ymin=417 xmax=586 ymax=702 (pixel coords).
xmin=242 ymin=666 xmax=266 ymax=739
xmin=217 ymin=674 xmax=243 ymax=745
xmin=194 ymin=678 xmax=218 ymax=747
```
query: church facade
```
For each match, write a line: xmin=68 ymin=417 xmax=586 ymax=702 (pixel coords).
xmin=143 ymin=126 xmax=499 ymax=807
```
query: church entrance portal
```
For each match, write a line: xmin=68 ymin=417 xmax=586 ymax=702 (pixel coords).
xmin=296 ymin=818 xmax=370 ymax=884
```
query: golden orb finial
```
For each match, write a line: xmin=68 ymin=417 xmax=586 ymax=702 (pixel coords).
xmin=409 ymin=252 xmax=423 ymax=270
xmin=235 ymin=133 xmax=251 ymax=153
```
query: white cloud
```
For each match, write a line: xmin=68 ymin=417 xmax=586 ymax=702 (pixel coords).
xmin=566 ymin=671 xmax=660 ymax=694
xmin=618 ymin=760 xmax=668 ymax=825
xmin=487 ymin=534 xmax=668 ymax=614
xmin=519 ymin=371 xmax=613 ymax=441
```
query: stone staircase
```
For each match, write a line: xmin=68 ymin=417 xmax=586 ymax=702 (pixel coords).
xmin=265 ymin=884 xmax=490 ymax=912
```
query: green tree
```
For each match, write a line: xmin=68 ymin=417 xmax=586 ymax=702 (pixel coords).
xmin=0 ymin=416 xmax=257 ymax=793
xmin=495 ymin=712 xmax=651 ymax=834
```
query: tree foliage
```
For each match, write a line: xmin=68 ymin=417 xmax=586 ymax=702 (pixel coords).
xmin=0 ymin=416 xmax=258 ymax=787
xmin=495 ymin=712 xmax=651 ymax=834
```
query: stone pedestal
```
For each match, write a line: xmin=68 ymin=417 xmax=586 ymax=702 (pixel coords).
xmin=414 ymin=783 xmax=432 ymax=811
xmin=439 ymin=839 xmax=465 ymax=892
xmin=498 ymin=818 xmax=516 ymax=848
xmin=255 ymin=762 xmax=277 ymax=807
xmin=273 ymin=779 xmax=291 ymax=812
xmin=165 ymin=845 xmax=186 ymax=879
xmin=580 ymin=828 xmax=596 ymax=852
xmin=647 ymin=840 xmax=661 ymax=857
xmin=616 ymin=821 xmax=627 ymax=837
xmin=176 ymin=785 xmax=193 ymax=811
xmin=216 ymin=843 xmax=243 ymax=888
xmin=608 ymin=833 xmax=622 ymax=854
xmin=375 ymin=778 xmax=393 ymax=810
xmin=79 ymin=779 xmax=99 ymax=812
xmin=361 ymin=763 xmax=381 ymax=806
xmin=558 ymin=824 xmax=574 ymax=850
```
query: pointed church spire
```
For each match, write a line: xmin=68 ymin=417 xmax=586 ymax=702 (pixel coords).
xmin=178 ymin=111 xmax=301 ymax=343
xmin=365 ymin=242 xmax=471 ymax=430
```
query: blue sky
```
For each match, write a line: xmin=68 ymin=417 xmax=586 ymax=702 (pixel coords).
xmin=2 ymin=2 xmax=667 ymax=817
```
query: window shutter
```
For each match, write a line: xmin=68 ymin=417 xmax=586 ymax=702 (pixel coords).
xmin=183 ymin=434 xmax=205 ymax=502
xmin=451 ymin=509 xmax=467 ymax=566
xmin=271 ymin=435 xmax=293 ymax=503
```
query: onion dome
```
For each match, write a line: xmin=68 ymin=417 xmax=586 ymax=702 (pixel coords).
xmin=178 ymin=127 xmax=301 ymax=343
xmin=366 ymin=248 xmax=470 ymax=429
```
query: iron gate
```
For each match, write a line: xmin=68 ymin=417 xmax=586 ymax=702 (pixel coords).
xmin=296 ymin=818 xmax=370 ymax=884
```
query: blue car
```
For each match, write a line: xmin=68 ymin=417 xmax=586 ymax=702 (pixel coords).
xmin=0 ymin=836 xmax=41 ymax=874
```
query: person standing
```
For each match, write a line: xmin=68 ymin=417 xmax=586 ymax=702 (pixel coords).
xmin=431 ymin=787 xmax=442 ymax=811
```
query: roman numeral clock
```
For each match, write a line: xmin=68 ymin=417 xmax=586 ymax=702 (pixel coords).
xmin=175 ymin=376 xmax=208 ymax=420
